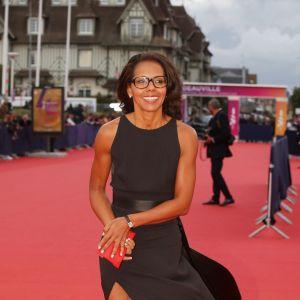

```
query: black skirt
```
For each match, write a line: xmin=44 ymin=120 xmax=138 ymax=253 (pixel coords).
xmin=99 ymin=205 xmax=215 ymax=300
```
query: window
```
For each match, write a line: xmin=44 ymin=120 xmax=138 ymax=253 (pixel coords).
xmin=2 ymin=0 xmax=27 ymax=5
xmin=51 ymin=0 xmax=77 ymax=6
xmin=78 ymin=19 xmax=94 ymax=36
xmin=99 ymin=0 xmax=125 ymax=5
xmin=78 ymin=86 xmax=91 ymax=97
xmin=78 ymin=50 xmax=92 ymax=68
xmin=163 ymin=24 xmax=168 ymax=40
xmin=27 ymin=17 xmax=44 ymax=35
xmin=28 ymin=49 xmax=37 ymax=67
xmin=129 ymin=18 xmax=144 ymax=38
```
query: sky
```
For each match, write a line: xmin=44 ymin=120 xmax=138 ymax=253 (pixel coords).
xmin=171 ymin=0 xmax=300 ymax=92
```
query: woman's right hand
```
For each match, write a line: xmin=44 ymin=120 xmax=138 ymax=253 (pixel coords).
xmin=123 ymin=237 xmax=135 ymax=261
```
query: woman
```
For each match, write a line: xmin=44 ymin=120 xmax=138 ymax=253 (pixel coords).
xmin=89 ymin=52 xmax=215 ymax=300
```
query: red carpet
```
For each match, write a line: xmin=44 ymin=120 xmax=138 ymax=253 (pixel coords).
xmin=0 ymin=143 xmax=299 ymax=300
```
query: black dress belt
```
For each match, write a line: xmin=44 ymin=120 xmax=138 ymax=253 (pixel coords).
xmin=112 ymin=197 xmax=166 ymax=212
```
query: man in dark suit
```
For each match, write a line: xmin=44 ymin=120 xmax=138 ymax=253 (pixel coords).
xmin=203 ymin=98 xmax=235 ymax=206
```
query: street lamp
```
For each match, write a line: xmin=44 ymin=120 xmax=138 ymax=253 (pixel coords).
xmin=64 ymin=0 xmax=72 ymax=101
xmin=8 ymin=52 xmax=19 ymax=101
xmin=1 ymin=0 xmax=9 ymax=96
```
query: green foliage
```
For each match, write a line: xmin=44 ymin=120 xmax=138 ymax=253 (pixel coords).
xmin=289 ymin=87 xmax=300 ymax=112
xmin=13 ymin=107 xmax=31 ymax=117
xmin=96 ymin=93 xmax=117 ymax=104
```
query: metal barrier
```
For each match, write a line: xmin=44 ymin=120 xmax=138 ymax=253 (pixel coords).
xmin=0 ymin=123 xmax=101 ymax=158
xmin=249 ymin=137 xmax=297 ymax=239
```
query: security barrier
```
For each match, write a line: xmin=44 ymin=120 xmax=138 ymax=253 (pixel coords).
xmin=249 ymin=136 xmax=297 ymax=239
xmin=0 ymin=123 xmax=100 ymax=157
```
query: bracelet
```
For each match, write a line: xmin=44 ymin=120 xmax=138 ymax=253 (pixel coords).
xmin=124 ymin=215 xmax=134 ymax=228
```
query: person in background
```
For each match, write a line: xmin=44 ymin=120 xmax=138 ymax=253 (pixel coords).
xmin=65 ymin=113 xmax=76 ymax=126
xmin=295 ymin=114 xmax=300 ymax=145
xmin=202 ymin=98 xmax=235 ymax=207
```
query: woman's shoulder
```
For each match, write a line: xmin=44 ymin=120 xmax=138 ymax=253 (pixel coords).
xmin=175 ymin=119 xmax=198 ymax=139
xmin=94 ymin=117 xmax=121 ymax=150
xmin=175 ymin=119 xmax=198 ymax=153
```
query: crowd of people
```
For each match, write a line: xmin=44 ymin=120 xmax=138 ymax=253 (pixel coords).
xmin=0 ymin=100 xmax=120 ymax=160
xmin=239 ymin=112 xmax=275 ymax=126
xmin=0 ymin=100 xmax=118 ymax=142
xmin=0 ymin=100 xmax=31 ymax=142
xmin=1 ymin=97 xmax=300 ymax=159
xmin=64 ymin=103 xmax=118 ymax=127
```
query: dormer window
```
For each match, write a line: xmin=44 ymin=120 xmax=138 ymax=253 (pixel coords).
xmin=99 ymin=0 xmax=125 ymax=5
xmin=51 ymin=0 xmax=77 ymax=5
xmin=27 ymin=17 xmax=44 ymax=35
xmin=129 ymin=18 xmax=144 ymax=38
xmin=78 ymin=19 xmax=95 ymax=36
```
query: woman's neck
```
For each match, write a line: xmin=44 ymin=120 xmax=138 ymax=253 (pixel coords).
xmin=131 ymin=111 xmax=168 ymax=130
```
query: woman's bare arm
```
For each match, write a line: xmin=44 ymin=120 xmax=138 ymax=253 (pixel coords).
xmin=89 ymin=120 xmax=117 ymax=226
xmin=90 ymin=118 xmax=136 ymax=258
xmin=128 ymin=121 xmax=199 ymax=227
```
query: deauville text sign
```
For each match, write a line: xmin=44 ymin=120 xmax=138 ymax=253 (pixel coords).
xmin=183 ymin=83 xmax=287 ymax=99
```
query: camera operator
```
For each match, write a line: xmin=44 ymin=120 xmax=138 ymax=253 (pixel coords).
xmin=202 ymin=98 xmax=235 ymax=207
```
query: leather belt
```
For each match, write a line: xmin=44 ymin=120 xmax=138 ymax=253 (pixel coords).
xmin=112 ymin=197 xmax=166 ymax=212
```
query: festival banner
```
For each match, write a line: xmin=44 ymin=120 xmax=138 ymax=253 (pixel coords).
xmin=32 ymin=87 xmax=64 ymax=134
xmin=227 ymin=97 xmax=240 ymax=137
xmin=275 ymin=99 xmax=288 ymax=136
xmin=183 ymin=83 xmax=287 ymax=98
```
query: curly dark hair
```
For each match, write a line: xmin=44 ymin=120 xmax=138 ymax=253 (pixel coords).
xmin=117 ymin=52 xmax=183 ymax=119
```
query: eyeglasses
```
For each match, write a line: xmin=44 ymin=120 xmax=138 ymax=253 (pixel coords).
xmin=130 ymin=76 xmax=168 ymax=89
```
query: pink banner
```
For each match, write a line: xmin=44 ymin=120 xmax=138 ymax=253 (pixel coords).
xmin=183 ymin=83 xmax=287 ymax=98
xmin=228 ymin=99 xmax=240 ymax=137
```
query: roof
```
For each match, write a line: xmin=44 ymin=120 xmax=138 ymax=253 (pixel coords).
xmin=1 ymin=0 xmax=211 ymax=57
xmin=15 ymin=69 xmax=52 ymax=78
xmin=172 ymin=5 xmax=211 ymax=58
xmin=69 ymin=69 xmax=103 ymax=78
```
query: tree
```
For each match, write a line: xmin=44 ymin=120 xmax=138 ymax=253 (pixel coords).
xmin=289 ymin=87 xmax=300 ymax=113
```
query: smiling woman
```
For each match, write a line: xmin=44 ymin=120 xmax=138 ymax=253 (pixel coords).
xmin=117 ymin=52 xmax=183 ymax=120
xmin=89 ymin=52 xmax=220 ymax=300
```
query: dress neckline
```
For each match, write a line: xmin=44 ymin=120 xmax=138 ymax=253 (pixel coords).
xmin=123 ymin=114 xmax=174 ymax=132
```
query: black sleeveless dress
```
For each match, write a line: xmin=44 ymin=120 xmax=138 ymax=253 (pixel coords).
xmin=99 ymin=114 xmax=214 ymax=300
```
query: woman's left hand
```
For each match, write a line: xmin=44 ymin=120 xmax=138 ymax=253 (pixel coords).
xmin=98 ymin=217 xmax=129 ymax=258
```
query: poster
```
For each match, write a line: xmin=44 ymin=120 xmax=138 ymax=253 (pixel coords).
xmin=275 ymin=99 xmax=288 ymax=136
xmin=227 ymin=97 xmax=240 ymax=137
xmin=32 ymin=87 xmax=64 ymax=134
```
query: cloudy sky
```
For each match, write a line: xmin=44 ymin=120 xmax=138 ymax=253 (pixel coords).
xmin=171 ymin=0 xmax=300 ymax=91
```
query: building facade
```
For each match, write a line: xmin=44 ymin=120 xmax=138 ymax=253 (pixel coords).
xmin=0 ymin=0 xmax=213 ymax=98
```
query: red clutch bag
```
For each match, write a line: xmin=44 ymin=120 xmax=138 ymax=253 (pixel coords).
xmin=97 ymin=230 xmax=136 ymax=269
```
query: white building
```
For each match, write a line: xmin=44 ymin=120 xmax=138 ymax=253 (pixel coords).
xmin=0 ymin=0 xmax=213 ymax=99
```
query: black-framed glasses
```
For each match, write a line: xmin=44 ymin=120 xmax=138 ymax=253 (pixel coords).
xmin=130 ymin=76 xmax=168 ymax=89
